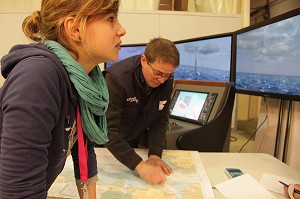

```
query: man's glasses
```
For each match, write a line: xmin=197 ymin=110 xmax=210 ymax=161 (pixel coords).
xmin=147 ymin=62 xmax=172 ymax=79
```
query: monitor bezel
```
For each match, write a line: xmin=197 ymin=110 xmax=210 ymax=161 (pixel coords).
xmin=232 ymin=7 xmax=300 ymax=101
xmin=169 ymin=89 xmax=217 ymax=125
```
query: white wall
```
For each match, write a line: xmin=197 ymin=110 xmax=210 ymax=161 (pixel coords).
xmin=0 ymin=12 xmax=32 ymax=85
xmin=251 ymin=0 xmax=300 ymax=172
xmin=287 ymin=102 xmax=300 ymax=171
xmin=0 ymin=0 xmax=41 ymax=11
xmin=0 ymin=10 xmax=242 ymax=86
xmin=255 ymin=99 xmax=300 ymax=172
xmin=118 ymin=10 xmax=241 ymax=44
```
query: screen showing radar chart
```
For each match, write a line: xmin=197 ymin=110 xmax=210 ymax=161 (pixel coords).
xmin=169 ymin=90 xmax=217 ymax=125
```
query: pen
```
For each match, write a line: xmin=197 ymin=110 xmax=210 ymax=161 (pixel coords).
xmin=279 ymin=181 xmax=300 ymax=195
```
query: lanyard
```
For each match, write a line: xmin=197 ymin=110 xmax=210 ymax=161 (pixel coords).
xmin=76 ymin=104 xmax=88 ymax=183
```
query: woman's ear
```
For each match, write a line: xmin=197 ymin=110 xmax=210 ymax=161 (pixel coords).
xmin=64 ymin=17 xmax=81 ymax=42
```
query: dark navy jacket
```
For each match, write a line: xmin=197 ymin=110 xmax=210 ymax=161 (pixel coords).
xmin=0 ymin=43 xmax=97 ymax=198
xmin=104 ymin=55 xmax=172 ymax=170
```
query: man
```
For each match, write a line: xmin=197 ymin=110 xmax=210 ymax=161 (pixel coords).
xmin=103 ymin=37 xmax=179 ymax=184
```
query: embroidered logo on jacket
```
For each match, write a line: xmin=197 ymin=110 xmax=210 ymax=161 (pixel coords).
xmin=127 ymin=97 xmax=139 ymax=104
xmin=159 ymin=100 xmax=167 ymax=110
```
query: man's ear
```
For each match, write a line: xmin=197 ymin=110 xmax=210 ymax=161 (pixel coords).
xmin=141 ymin=54 xmax=147 ymax=68
xmin=64 ymin=17 xmax=81 ymax=42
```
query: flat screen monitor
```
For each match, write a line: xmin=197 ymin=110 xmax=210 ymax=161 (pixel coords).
xmin=105 ymin=43 xmax=146 ymax=68
xmin=233 ymin=7 xmax=300 ymax=101
xmin=174 ymin=33 xmax=233 ymax=82
xmin=169 ymin=89 xmax=217 ymax=125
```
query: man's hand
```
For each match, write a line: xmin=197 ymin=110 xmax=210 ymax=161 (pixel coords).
xmin=135 ymin=160 xmax=166 ymax=184
xmin=145 ymin=155 xmax=173 ymax=176
xmin=284 ymin=184 xmax=300 ymax=199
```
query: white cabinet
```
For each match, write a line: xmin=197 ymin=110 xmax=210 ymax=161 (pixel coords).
xmin=201 ymin=15 xmax=241 ymax=36
xmin=160 ymin=14 xmax=205 ymax=40
xmin=119 ymin=10 xmax=241 ymax=43
xmin=118 ymin=12 xmax=160 ymax=44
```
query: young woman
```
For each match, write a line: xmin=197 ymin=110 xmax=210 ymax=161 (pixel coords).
xmin=0 ymin=0 xmax=125 ymax=198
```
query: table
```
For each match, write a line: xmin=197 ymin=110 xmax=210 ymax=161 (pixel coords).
xmin=48 ymin=150 xmax=300 ymax=199
xmin=200 ymin=152 xmax=300 ymax=198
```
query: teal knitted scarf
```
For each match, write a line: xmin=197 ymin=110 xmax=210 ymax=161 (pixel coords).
xmin=44 ymin=40 xmax=109 ymax=145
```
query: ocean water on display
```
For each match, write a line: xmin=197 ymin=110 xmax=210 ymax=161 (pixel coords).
xmin=174 ymin=65 xmax=229 ymax=82
xmin=236 ymin=72 xmax=300 ymax=96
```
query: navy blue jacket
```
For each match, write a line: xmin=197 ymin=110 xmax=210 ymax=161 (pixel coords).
xmin=104 ymin=55 xmax=172 ymax=170
xmin=0 ymin=43 xmax=97 ymax=198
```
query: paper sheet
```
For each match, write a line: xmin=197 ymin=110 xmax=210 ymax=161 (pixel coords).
xmin=214 ymin=174 xmax=277 ymax=199
xmin=260 ymin=173 xmax=300 ymax=195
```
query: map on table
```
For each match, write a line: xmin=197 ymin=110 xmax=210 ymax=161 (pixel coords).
xmin=48 ymin=148 xmax=215 ymax=199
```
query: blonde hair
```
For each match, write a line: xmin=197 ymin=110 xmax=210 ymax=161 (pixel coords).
xmin=22 ymin=0 xmax=120 ymax=58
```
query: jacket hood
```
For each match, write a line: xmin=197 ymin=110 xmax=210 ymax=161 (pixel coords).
xmin=1 ymin=43 xmax=75 ymax=102
xmin=2 ymin=43 xmax=60 ymax=78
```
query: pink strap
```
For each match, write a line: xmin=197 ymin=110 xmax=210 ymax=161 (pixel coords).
xmin=77 ymin=104 xmax=88 ymax=182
